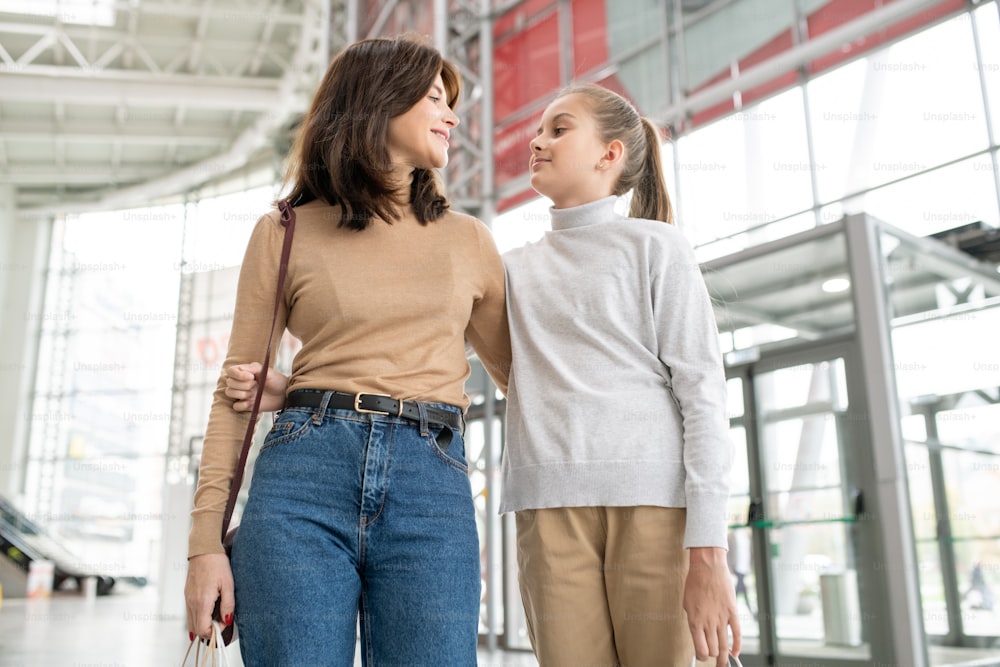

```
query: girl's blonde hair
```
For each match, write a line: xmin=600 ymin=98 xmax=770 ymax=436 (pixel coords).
xmin=557 ymin=83 xmax=674 ymax=224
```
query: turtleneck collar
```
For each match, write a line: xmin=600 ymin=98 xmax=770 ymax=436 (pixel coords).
xmin=549 ymin=196 xmax=619 ymax=231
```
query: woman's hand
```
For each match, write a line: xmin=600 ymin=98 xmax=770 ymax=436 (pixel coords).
xmin=224 ymin=362 xmax=289 ymax=412
xmin=684 ymin=546 xmax=742 ymax=667
xmin=185 ymin=553 xmax=234 ymax=641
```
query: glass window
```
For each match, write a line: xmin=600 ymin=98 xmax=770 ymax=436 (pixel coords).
xmin=919 ymin=540 xmax=949 ymax=636
xmin=808 ymin=14 xmax=989 ymax=206
xmin=974 ymin=4 xmax=1000 ymax=140
xmin=677 ymin=87 xmax=813 ymax=248
xmin=184 ymin=186 xmax=274 ymax=270
xmin=26 ymin=206 xmax=185 ymax=578
xmin=890 ymin=303 xmax=1000 ymax=400
xmin=849 ymin=154 xmax=1000 ymax=234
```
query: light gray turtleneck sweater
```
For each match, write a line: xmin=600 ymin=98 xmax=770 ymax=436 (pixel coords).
xmin=500 ymin=196 xmax=732 ymax=549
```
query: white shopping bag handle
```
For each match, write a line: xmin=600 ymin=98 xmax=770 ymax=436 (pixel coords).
xmin=690 ymin=655 xmax=743 ymax=667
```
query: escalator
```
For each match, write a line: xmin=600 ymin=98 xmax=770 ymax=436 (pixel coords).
xmin=0 ymin=494 xmax=115 ymax=597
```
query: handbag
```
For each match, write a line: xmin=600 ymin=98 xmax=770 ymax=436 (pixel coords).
xmin=210 ymin=199 xmax=296 ymax=646
xmin=181 ymin=622 xmax=231 ymax=667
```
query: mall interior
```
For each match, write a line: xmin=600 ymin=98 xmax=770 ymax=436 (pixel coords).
xmin=1 ymin=0 xmax=999 ymax=665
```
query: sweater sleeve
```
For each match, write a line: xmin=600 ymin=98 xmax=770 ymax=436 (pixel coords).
xmin=464 ymin=220 xmax=512 ymax=396
xmin=188 ymin=211 xmax=287 ymax=558
xmin=652 ymin=231 xmax=732 ymax=549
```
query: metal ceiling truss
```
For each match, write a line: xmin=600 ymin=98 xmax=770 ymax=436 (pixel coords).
xmin=2 ymin=0 xmax=329 ymax=217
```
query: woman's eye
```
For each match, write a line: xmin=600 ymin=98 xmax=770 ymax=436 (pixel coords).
xmin=553 ymin=127 xmax=565 ymax=135
xmin=429 ymin=96 xmax=441 ymax=103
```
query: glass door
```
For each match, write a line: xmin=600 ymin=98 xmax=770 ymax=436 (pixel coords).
xmin=727 ymin=343 xmax=873 ymax=666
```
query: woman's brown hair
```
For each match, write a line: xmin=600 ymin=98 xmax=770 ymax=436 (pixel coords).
xmin=280 ymin=35 xmax=461 ymax=230
xmin=558 ymin=83 xmax=674 ymax=224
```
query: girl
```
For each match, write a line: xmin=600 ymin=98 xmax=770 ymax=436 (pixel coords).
xmin=227 ymin=82 xmax=739 ymax=666
xmin=185 ymin=35 xmax=511 ymax=666
xmin=502 ymin=83 xmax=740 ymax=667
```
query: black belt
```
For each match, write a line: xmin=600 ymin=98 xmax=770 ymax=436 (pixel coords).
xmin=285 ymin=390 xmax=464 ymax=435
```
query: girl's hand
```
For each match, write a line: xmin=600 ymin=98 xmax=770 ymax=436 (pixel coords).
xmin=684 ymin=547 xmax=742 ymax=667
xmin=224 ymin=362 xmax=289 ymax=412
xmin=185 ymin=553 xmax=234 ymax=641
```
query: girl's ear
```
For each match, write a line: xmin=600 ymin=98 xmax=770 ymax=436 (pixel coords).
xmin=600 ymin=139 xmax=625 ymax=170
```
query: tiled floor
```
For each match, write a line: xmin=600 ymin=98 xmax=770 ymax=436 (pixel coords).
xmin=1 ymin=586 xmax=998 ymax=666
xmin=0 ymin=586 xmax=539 ymax=667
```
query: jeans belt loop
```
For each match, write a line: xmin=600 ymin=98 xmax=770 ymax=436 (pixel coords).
xmin=416 ymin=401 xmax=430 ymax=437
xmin=313 ymin=390 xmax=334 ymax=425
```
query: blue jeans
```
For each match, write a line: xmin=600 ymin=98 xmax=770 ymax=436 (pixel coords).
xmin=230 ymin=391 xmax=479 ymax=666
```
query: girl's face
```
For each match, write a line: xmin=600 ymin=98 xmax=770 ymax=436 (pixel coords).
xmin=387 ymin=72 xmax=459 ymax=172
xmin=529 ymin=93 xmax=615 ymax=208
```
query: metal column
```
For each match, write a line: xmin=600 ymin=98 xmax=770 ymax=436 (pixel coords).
xmin=844 ymin=213 xmax=928 ymax=667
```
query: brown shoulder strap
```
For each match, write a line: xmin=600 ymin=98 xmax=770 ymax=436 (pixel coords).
xmin=220 ymin=200 xmax=296 ymax=540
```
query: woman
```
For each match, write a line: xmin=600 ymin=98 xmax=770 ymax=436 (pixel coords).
xmin=227 ymin=82 xmax=740 ymax=666
xmin=185 ymin=35 xmax=511 ymax=666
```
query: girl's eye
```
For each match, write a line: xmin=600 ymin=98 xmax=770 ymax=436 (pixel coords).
xmin=429 ymin=96 xmax=441 ymax=103
xmin=553 ymin=127 xmax=565 ymax=135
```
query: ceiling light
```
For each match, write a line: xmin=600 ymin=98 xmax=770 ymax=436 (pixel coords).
xmin=822 ymin=277 xmax=851 ymax=293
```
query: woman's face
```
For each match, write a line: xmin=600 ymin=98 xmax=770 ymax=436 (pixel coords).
xmin=528 ymin=93 xmax=612 ymax=208
xmin=386 ymin=73 xmax=459 ymax=171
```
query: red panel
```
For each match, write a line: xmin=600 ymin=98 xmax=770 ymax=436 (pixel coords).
xmin=494 ymin=112 xmax=542 ymax=190
xmin=738 ymin=29 xmax=798 ymax=108
xmin=689 ymin=70 xmax=735 ymax=128
xmin=493 ymin=0 xmax=558 ymax=38
xmin=687 ymin=0 xmax=964 ymax=129
xmin=807 ymin=0 xmax=966 ymax=74
xmin=494 ymin=13 xmax=561 ymax=121
xmin=493 ymin=0 xmax=613 ymax=213
xmin=571 ymin=0 xmax=609 ymax=77
xmin=385 ymin=2 xmax=434 ymax=37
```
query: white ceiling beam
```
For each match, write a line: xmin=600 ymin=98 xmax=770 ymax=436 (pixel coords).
xmin=0 ymin=73 xmax=281 ymax=110
xmin=0 ymin=23 xmax=288 ymax=55
xmin=0 ymin=120 xmax=232 ymax=145
xmin=246 ymin=2 xmax=279 ymax=76
xmin=18 ymin=0 xmax=326 ymax=217
xmin=105 ymin=1 xmax=305 ymax=23
xmin=122 ymin=3 xmax=138 ymax=68
xmin=4 ymin=165 xmax=169 ymax=185
xmin=15 ymin=32 xmax=56 ymax=66
xmin=187 ymin=0 xmax=212 ymax=73
xmin=55 ymin=30 xmax=91 ymax=68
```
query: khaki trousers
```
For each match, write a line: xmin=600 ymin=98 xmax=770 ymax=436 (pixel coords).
xmin=516 ymin=506 xmax=711 ymax=667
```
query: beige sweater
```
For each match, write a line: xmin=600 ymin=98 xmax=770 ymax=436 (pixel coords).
xmin=188 ymin=199 xmax=511 ymax=557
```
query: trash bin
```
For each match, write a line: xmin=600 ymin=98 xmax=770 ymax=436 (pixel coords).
xmin=819 ymin=569 xmax=862 ymax=646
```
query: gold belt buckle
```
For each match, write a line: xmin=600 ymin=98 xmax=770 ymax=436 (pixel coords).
xmin=354 ymin=393 xmax=400 ymax=416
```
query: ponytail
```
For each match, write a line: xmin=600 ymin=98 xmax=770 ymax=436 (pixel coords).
xmin=629 ymin=118 xmax=674 ymax=224
xmin=558 ymin=83 xmax=676 ymax=225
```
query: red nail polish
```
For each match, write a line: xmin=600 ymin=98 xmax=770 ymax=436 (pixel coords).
xmin=224 ymin=613 xmax=234 ymax=626
xmin=189 ymin=631 xmax=195 ymax=642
